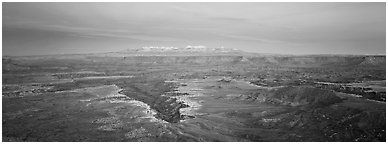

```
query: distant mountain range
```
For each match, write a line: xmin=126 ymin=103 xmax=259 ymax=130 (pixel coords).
xmin=3 ymin=45 xmax=385 ymax=59
xmin=116 ymin=46 xmax=247 ymax=56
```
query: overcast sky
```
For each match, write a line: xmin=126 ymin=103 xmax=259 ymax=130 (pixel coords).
xmin=3 ymin=2 xmax=386 ymax=56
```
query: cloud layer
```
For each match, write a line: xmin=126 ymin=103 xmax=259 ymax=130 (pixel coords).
xmin=3 ymin=3 xmax=386 ymax=56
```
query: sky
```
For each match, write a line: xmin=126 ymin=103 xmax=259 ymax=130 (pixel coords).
xmin=2 ymin=2 xmax=386 ymax=56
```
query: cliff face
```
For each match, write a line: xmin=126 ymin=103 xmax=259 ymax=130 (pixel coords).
xmin=115 ymin=77 xmax=187 ymax=123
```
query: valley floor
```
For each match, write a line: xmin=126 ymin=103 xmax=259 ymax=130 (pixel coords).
xmin=2 ymin=74 xmax=385 ymax=141
xmin=2 ymin=55 xmax=386 ymax=141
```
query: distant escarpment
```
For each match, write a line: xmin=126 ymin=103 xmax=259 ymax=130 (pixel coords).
xmin=81 ymin=54 xmax=386 ymax=68
xmin=246 ymin=55 xmax=386 ymax=67
xmin=6 ymin=48 xmax=385 ymax=68
xmin=265 ymin=86 xmax=343 ymax=107
xmin=359 ymin=56 xmax=386 ymax=66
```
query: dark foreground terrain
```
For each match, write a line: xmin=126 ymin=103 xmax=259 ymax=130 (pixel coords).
xmin=2 ymin=48 xmax=386 ymax=141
